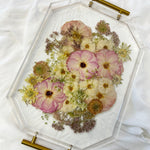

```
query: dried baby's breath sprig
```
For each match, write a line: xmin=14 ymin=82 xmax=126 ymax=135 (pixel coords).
xmin=70 ymin=117 xmax=96 ymax=133
xmin=45 ymin=35 xmax=64 ymax=55
xmin=70 ymin=89 xmax=88 ymax=110
xmin=52 ymin=122 xmax=64 ymax=131
xmin=111 ymin=31 xmax=120 ymax=47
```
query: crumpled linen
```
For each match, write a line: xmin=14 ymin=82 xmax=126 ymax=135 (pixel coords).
xmin=0 ymin=0 xmax=150 ymax=149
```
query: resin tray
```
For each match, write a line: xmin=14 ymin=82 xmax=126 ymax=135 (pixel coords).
xmin=7 ymin=0 xmax=143 ymax=149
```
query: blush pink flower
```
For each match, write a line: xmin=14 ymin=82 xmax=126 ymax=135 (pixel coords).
xmin=67 ymin=50 xmax=98 ymax=80
xmin=96 ymin=87 xmax=117 ymax=111
xmin=61 ymin=20 xmax=92 ymax=38
xmin=85 ymin=81 xmax=117 ymax=112
xmin=33 ymin=79 xmax=66 ymax=113
xmin=96 ymin=49 xmax=124 ymax=79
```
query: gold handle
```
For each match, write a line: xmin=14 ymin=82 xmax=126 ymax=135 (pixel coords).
xmin=22 ymin=132 xmax=52 ymax=150
xmin=90 ymin=0 xmax=130 ymax=16
xmin=22 ymin=132 xmax=72 ymax=150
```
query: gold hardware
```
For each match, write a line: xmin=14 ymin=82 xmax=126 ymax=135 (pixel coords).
xmin=89 ymin=1 xmax=93 ymax=7
xmin=90 ymin=0 xmax=130 ymax=16
xmin=68 ymin=145 xmax=72 ymax=150
xmin=22 ymin=132 xmax=52 ymax=150
xmin=117 ymin=14 xmax=121 ymax=20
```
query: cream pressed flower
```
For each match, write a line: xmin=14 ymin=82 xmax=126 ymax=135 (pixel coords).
xmin=52 ymin=59 xmax=68 ymax=80
xmin=81 ymin=38 xmax=95 ymax=52
xmin=60 ymin=100 xmax=76 ymax=112
xmin=79 ymin=79 xmax=99 ymax=98
xmin=98 ymin=78 xmax=114 ymax=94
xmin=65 ymin=71 xmax=80 ymax=82
xmin=61 ymin=45 xmax=74 ymax=56
xmin=96 ymin=39 xmax=114 ymax=51
xmin=64 ymin=81 xmax=79 ymax=98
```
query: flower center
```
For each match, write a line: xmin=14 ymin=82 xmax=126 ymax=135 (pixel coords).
xmin=46 ymin=90 xmax=53 ymax=97
xmin=103 ymin=45 xmax=108 ymax=49
xmin=96 ymin=92 xmax=104 ymax=99
xmin=71 ymin=74 xmax=76 ymax=79
xmin=65 ymin=100 xmax=69 ymax=104
xmin=87 ymin=84 xmax=92 ymax=89
xmin=103 ymin=83 xmax=108 ymax=88
xmin=68 ymin=86 xmax=73 ymax=91
xmin=85 ymin=44 xmax=90 ymax=49
xmin=30 ymin=78 xmax=37 ymax=85
xmin=61 ymin=69 xmax=65 ymax=74
xmin=87 ymin=99 xmax=103 ymax=115
xmin=80 ymin=62 xmax=86 ymax=68
xmin=103 ymin=62 xmax=109 ymax=69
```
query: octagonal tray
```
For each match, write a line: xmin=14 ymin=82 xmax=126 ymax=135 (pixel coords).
xmin=7 ymin=0 xmax=143 ymax=149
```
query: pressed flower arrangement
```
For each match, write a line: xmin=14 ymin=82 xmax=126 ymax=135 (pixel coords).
xmin=19 ymin=20 xmax=131 ymax=133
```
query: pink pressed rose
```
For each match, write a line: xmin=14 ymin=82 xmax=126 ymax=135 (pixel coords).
xmin=61 ymin=20 xmax=92 ymax=38
xmin=67 ymin=50 xmax=98 ymax=80
xmin=33 ymin=79 xmax=66 ymax=113
xmin=96 ymin=49 xmax=124 ymax=79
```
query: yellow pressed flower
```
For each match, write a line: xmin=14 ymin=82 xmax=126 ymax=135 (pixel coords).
xmin=116 ymin=42 xmax=131 ymax=62
xmin=96 ymin=39 xmax=114 ymax=51
xmin=19 ymin=85 xmax=38 ymax=104
xmin=25 ymin=74 xmax=42 ymax=86
xmin=81 ymin=38 xmax=95 ymax=52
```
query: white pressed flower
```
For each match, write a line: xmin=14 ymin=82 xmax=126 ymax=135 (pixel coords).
xmin=98 ymin=78 xmax=114 ymax=94
xmin=60 ymin=100 xmax=76 ymax=112
xmin=96 ymin=39 xmax=114 ymax=51
xmin=64 ymin=81 xmax=79 ymax=98
xmin=81 ymin=38 xmax=95 ymax=52
xmin=52 ymin=62 xmax=68 ymax=79
xmin=65 ymin=70 xmax=80 ymax=82
xmin=61 ymin=45 xmax=74 ymax=56
xmin=79 ymin=79 xmax=99 ymax=98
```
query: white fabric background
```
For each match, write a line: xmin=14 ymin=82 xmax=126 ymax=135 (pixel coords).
xmin=0 ymin=0 xmax=150 ymax=149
